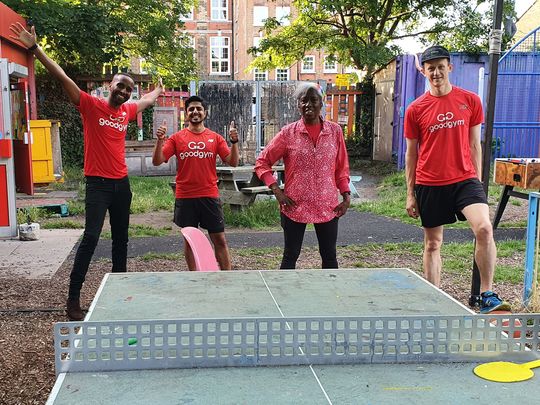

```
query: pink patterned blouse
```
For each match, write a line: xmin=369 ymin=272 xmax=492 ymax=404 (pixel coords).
xmin=255 ymin=119 xmax=350 ymax=223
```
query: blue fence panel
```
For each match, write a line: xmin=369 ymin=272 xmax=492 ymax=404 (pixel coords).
xmin=394 ymin=54 xmax=489 ymax=169
xmin=393 ymin=26 xmax=540 ymax=168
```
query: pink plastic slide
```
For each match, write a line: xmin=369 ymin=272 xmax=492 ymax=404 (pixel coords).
xmin=180 ymin=227 xmax=220 ymax=271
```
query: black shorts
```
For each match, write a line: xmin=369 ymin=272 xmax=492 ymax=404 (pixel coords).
xmin=415 ymin=178 xmax=488 ymax=228
xmin=173 ymin=197 xmax=225 ymax=233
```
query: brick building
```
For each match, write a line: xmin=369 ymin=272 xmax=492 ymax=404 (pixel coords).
xmin=180 ymin=0 xmax=354 ymax=83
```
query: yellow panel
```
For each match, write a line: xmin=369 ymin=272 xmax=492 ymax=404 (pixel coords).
xmin=30 ymin=120 xmax=55 ymax=184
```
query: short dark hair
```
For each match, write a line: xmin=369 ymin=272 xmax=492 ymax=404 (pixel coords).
xmin=113 ymin=72 xmax=135 ymax=81
xmin=420 ymin=45 xmax=451 ymax=65
xmin=185 ymin=95 xmax=208 ymax=111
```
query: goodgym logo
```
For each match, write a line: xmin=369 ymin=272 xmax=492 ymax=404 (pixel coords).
xmin=179 ymin=141 xmax=214 ymax=160
xmin=98 ymin=113 xmax=128 ymax=131
xmin=429 ymin=111 xmax=464 ymax=133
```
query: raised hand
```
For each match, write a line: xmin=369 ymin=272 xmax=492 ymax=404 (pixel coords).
xmin=229 ymin=120 xmax=239 ymax=144
xmin=156 ymin=119 xmax=167 ymax=140
xmin=9 ymin=22 xmax=37 ymax=49
xmin=156 ymin=77 xmax=164 ymax=93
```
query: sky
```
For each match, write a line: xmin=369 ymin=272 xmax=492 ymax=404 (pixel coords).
xmin=396 ymin=0 xmax=536 ymax=54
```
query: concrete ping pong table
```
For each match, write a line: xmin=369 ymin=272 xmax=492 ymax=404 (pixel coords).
xmin=46 ymin=269 xmax=540 ymax=404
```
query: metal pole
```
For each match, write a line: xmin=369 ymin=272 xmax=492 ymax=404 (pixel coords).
xmin=469 ymin=0 xmax=504 ymax=307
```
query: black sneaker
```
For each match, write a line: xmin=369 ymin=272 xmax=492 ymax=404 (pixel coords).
xmin=480 ymin=291 xmax=511 ymax=313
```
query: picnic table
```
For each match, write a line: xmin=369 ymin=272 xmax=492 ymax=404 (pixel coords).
xmin=169 ymin=165 xmax=285 ymax=210
xmin=216 ymin=165 xmax=285 ymax=210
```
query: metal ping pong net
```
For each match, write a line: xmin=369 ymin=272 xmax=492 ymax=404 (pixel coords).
xmin=54 ymin=313 xmax=540 ymax=375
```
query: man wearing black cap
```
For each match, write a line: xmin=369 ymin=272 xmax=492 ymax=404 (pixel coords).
xmin=404 ymin=45 xmax=510 ymax=313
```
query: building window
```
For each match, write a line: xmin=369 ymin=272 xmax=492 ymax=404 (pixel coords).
xmin=276 ymin=6 xmax=290 ymax=26
xmin=210 ymin=37 xmax=229 ymax=74
xmin=276 ymin=68 xmax=289 ymax=81
xmin=323 ymin=57 xmax=338 ymax=73
xmin=253 ymin=6 xmax=268 ymax=26
xmin=211 ymin=0 xmax=228 ymax=21
xmin=254 ymin=69 xmax=268 ymax=81
xmin=301 ymin=56 xmax=315 ymax=73
xmin=180 ymin=7 xmax=194 ymax=20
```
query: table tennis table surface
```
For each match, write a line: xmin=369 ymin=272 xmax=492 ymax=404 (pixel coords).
xmin=47 ymin=269 xmax=540 ymax=404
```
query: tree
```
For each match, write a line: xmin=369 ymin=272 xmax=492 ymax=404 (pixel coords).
xmin=249 ymin=0 xmax=516 ymax=78
xmin=249 ymin=0 xmax=516 ymax=159
xmin=5 ymin=0 xmax=197 ymax=86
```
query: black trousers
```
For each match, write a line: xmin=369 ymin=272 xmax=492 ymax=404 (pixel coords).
xmin=68 ymin=176 xmax=132 ymax=299
xmin=280 ymin=214 xmax=339 ymax=269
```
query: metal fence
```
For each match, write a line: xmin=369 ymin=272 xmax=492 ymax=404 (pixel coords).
xmin=494 ymin=27 xmax=540 ymax=158
xmin=393 ymin=28 xmax=540 ymax=169
xmin=196 ymin=80 xmax=305 ymax=164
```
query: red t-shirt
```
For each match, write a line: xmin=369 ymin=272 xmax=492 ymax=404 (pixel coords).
xmin=404 ymin=86 xmax=484 ymax=186
xmin=77 ymin=91 xmax=138 ymax=178
xmin=304 ymin=122 xmax=322 ymax=144
xmin=162 ymin=128 xmax=231 ymax=198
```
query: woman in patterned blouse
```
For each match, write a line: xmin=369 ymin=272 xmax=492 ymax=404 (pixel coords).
xmin=255 ymin=82 xmax=351 ymax=269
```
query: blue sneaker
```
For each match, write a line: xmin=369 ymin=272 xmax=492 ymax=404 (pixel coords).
xmin=480 ymin=291 xmax=511 ymax=313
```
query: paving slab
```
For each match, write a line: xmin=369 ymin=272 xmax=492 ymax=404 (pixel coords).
xmin=0 ymin=229 xmax=83 ymax=279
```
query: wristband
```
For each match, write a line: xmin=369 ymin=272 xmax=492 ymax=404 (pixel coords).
xmin=28 ymin=44 xmax=38 ymax=51
xmin=230 ymin=139 xmax=238 ymax=144
xmin=342 ymin=191 xmax=351 ymax=197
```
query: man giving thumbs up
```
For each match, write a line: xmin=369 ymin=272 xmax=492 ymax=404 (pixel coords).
xmin=153 ymin=96 xmax=239 ymax=270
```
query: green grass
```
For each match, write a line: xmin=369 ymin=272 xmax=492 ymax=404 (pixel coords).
xmin=140 ymin=252 xmax=183 ymax=261
xmin=41 ymin=220 xmax=84 ymax=229
xmin=354 ymin=170 xmax=526 ymax=229
xmin=55 ymin=171 xmax=176 ymax=216
xmin=230 ymin=241 xmax=525 ymax=284
xmin=129 ymin=176 xmax=176 ymax=214
xmin=101 ymin=224 xmax=172 ymax=239
xmin=224 ymin=199 xmax=281 ymax=229
xmin=336 ymin=241 xmax=525 ymax=284
xmin=16 ymin=207 xmax=49 ymax=224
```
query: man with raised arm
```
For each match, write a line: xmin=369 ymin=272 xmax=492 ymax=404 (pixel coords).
xmin=9 ymin=23 xmax=164 ymax=320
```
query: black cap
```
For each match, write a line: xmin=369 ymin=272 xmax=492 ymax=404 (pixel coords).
xmin=420 ymin=45 xmax=450 ymax=64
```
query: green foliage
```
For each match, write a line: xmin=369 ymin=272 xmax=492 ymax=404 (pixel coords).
xmin=423 ymin=1 xmax=517 ymax=53
xmin=16 ymin=207 xmax=48 ymax=224
xmin=5 ymin=0 xmax=197 ymax=85
xmin=223 ymin=199 xmax=281 ymax=229
xmin=249 ymin=0 xmax=507 ymax=77
xmin=35 ymin=74 xmax=84 ymax=167
xmin=346 ymin=78 xmax=375 ymax=158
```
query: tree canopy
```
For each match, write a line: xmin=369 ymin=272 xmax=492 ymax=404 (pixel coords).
xmin=5 ymin=0 xmax=197 ymax=86
xmin=249 ymin=0 xmax=516 ymax=78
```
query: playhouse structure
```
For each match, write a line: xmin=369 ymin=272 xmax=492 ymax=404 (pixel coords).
xmin=0 ymin=3 xmax=38 ymax=237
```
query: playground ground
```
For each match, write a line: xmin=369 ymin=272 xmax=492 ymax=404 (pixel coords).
xmin=0 ymin=174 xmax=531 ymax=404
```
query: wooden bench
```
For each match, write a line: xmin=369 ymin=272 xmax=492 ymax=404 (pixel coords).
xmin=240 ymin=186 xmax=273 ymax=195
xmin=239 ymin=185 xmax=284 ymax=195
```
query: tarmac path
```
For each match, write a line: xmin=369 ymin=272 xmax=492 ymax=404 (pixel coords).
xmin=91 ymin=210 xmax=525 ymax=259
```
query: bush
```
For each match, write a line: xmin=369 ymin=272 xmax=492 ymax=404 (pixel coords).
xmin=36 ymin=74 xmax=84 ymax=168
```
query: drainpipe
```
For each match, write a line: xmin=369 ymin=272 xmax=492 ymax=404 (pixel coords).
xmin=231 ymin=0 xmax=235 ymax=80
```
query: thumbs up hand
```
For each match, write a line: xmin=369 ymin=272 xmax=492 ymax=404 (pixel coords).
xmin=156 ymin=119 xmax=167 ymax=140
xmin=229 ymin=120 xmax=239 ymax=145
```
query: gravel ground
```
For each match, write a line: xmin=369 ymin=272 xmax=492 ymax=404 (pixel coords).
xmin=0 ymin=243 xmax=527 ymax=405
xmin=1 ymin=171 xmax=532 ymax=404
